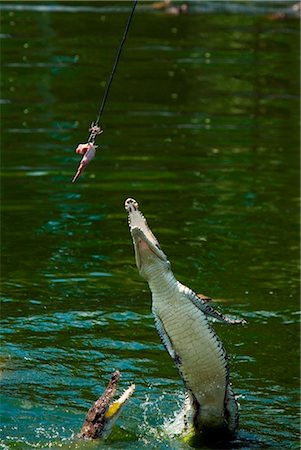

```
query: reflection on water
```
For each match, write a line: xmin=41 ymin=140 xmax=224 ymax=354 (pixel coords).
xmin=0 ymin=1 xmax=299 ymax=449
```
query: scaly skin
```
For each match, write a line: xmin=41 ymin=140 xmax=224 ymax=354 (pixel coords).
xmin=125 ymin=198 xmax=244 ymax=437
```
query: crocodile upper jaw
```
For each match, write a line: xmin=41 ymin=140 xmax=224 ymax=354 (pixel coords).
xmin=125 ymin=198 xmax=169 ymax=275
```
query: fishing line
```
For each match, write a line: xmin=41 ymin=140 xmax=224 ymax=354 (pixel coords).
xmin=92 ymin=0 xmax=138 ymax=134
xmin=72 ymin=0 xmax=138 ymax=182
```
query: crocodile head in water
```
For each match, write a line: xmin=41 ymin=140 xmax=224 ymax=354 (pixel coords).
xmin=79 ymin=370 xmax=135 ymax=440
xmin=125 ymin=197 xmax=171 ymax=281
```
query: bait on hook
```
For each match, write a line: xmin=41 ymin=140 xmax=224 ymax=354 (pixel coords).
xmin=71 ymin=124 xmax=103 ymax=183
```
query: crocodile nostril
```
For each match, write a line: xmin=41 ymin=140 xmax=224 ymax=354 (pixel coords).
xmin=125 ymin=198 xmax=132 ymax=210
xmin=125 ymin=198 xmax=139 ymax=211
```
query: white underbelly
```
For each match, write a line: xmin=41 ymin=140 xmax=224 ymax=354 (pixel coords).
xmin=153 ymin=294 xmax=227 ymax=426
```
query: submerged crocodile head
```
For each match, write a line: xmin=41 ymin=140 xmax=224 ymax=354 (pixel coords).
xmin=125 ymin=198 xmax=171 ymax=280
xmin=79 ymin=370 xmax=135 ymax=440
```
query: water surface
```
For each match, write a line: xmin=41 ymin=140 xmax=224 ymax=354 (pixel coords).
xmin=0 ymin=1 xmax=300 ymax=449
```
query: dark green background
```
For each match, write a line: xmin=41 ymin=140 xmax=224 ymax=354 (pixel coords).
xmin=0 ymin=1 xmax=299 ymax=449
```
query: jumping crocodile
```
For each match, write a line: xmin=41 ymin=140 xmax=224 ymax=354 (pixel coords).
xmin=125 ymin=197 xmax=246 ymax=439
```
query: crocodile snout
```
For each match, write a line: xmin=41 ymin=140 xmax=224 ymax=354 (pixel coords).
xmin=125 ymin=198 xmax=139 ymax=213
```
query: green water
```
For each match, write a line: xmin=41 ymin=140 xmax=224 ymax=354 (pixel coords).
xmin=0 ymin=2 xmax=299 ymax=449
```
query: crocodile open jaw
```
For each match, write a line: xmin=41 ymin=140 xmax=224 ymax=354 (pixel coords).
xmin=79 ymin=370 xmax=135 ymax=440
xmin=125 ymin=197 xmax=168 ymax=273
